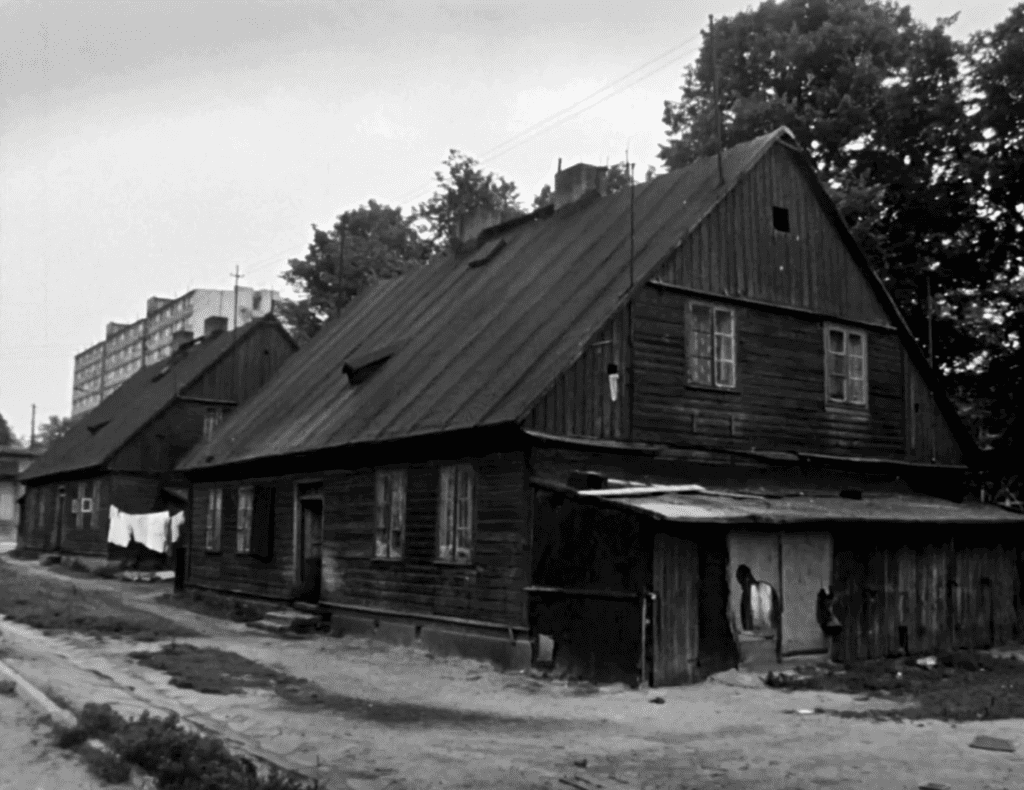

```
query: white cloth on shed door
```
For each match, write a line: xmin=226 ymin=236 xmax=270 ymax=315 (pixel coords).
xmin=106 ymin=505 xmax=132 ymax=547
xmin=169 ymin=511 xmax=185 ymax=544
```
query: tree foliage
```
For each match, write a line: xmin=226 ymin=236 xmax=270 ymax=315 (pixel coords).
xmin=35 ymin=415 xmax=72 ymax=451
xmin=279 ymin=200 xmax=429 ymax=340
xmin=660 ymin=0 xmax=1024 ymax=460
xmin=416 ymin=150 xmax=522 ymax=255
xmin=0 ymin=412 xmax=16 ymax=447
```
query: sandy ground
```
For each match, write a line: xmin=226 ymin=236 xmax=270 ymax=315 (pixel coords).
xmin=1 ymin=556 xmax=1023 ymax=789
xmin=0 ymin=692 xmax=104 ymax=790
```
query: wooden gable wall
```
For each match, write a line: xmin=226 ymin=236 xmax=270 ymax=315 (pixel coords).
xmin=109 ymin=322 xmax=294 ymax=473
xmin=521 ymin=142 xmax=966 ymax=467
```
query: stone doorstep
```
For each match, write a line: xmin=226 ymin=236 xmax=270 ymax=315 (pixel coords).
xmin=247 ymin=610 xmax=321 ymax=635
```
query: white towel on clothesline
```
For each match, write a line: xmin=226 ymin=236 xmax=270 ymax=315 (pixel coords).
xmin=107 ymin=505 xmax=131 ymax=548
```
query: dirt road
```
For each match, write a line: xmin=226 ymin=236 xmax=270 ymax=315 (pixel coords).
xmin=0 ymin=691 xmax=103 ymax=790
xmin=1 ymin=555 xmax=1023 ymax=789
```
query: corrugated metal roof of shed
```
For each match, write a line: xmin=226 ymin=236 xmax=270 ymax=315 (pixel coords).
xmin=22 ymin=317 xmax=287 ymax=483
xmin=597 ymin=490 xmax=1024 ymax=524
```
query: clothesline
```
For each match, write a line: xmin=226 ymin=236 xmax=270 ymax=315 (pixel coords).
xmin=108 ymin=505 xmax=185 ymax=555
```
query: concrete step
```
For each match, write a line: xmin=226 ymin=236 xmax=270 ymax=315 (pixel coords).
xmin=247 ymin=609 xmax=322 ymax=634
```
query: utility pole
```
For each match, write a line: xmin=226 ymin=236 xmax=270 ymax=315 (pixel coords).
xmin=336 ymin=218 xmax=346 ymax=317
xmin=30 ymin=404 xmax=36 ymax=449
xmin=231 ymin=265 xmax=244 ymax=330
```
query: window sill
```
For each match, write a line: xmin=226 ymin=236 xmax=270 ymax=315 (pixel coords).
xmin=825 ymin=400 xmax=869 ymax=411
xmin=371 ymin=556 xmax=404 ymax=563
xmin=686 ymin=382 xmax=741 ymax=395
xmin=432 ymin=559 xmax=475 ymax=568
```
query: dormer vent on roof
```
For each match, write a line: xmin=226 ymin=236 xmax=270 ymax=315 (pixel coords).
xmin=342 ymin=339 xmax=405 ymax=385
xmin=457 ymin=206 xmax=521 ymax=250
xmin=554 ymin=163 xmax=607 ymax=210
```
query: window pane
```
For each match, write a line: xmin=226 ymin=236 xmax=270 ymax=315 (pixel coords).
xmin=829 ymin=330 xmax=845 ymax=354
xmin=849 ymin=378 xmax=865 ymax=404
xmin=716 ymin=358 xmax=736 ymax=388
xmin=375 ymin=472 xmax=390 ymax=558
xmin=688 ymin=304 xmax=713 ymax=385
xmin=828 ymin=373 xmax=845 ymax=400
xmin=437 ymin=467 xmax=455 ymax=560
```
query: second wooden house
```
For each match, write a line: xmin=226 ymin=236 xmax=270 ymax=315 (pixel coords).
xmin=20 ymin=315 xmax=296 ymax=561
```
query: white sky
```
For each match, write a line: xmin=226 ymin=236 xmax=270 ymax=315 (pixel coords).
xmin=0 ymin=0 xmax=1015 ymax=439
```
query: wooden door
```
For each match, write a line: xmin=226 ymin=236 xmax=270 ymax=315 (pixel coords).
xmin=651 ymin=532 xmax=700 ymax=685
xmin=296 ymin=498 xmax=323 ymax=602
xmin=780 ymin=532 xmax=833 ymax=655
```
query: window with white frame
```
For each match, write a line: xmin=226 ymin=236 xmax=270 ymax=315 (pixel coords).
xmin=825 ymin=326 xmax=867 ymax=405
xmin=205 ymin=488 xmax=223 ymax=552
xmin=236 ymin=486 xmax=254 ymax=554
xmin=437 ymin=465 xmax=474 ymax=563
xmin=203 ymin=407 xmax=225 ymax=441
xmin=374 ymin=469 xmax=407 ymax=559
xmin=688 ymin=303 xmax=736 ymax=388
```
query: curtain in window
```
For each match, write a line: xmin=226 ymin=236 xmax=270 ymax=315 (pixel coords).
xmin=713 ymin=308 xmax=735 ymax=387
xmin=688 ymin=304 xmax=713 ymax=385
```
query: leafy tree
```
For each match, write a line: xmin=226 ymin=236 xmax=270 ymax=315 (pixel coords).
xmin=416 ymin=150 xmax=522 ymax=256
xmin=0 ymin=412 xmax=15 ymax=447
xmin=35 ymin=415 xmax=72 ymax=451
xmin=279 ymin=200 xmax=429 ymax=340
xmin=659 ymin=0 xmax=982 ymax=369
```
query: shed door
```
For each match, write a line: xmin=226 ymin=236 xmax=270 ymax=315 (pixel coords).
xmin=780 ymin=532 xmax=832 ymax=654
xmin=652 ymin=533 xmax=700 ymax=685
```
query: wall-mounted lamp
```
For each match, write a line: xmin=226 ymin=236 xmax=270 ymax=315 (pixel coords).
xmin=607 ymin=363 xmax=620 ymax=403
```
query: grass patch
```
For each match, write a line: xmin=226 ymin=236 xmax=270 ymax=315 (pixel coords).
xmin=6 ymin=547 xmax=39 ymax=560
xmin=54 ymin=703 xmax=317 ymax=789
xmin=134 ymin=644 xmax=538 ymax=728
xmin=767 ymin=651 xmax=1024 ymax=720
xmin=156 ymin=589 xmax=268 ymax=624
xmin=0 ymin=559 xmax=196 ymax=641
xmin=131 ymin=643 xmax=299 ymax=694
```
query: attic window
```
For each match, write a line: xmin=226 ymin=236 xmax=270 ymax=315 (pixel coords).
xmin=87 ymin=419 xmax=110 ymax=435
xmin=343 ymin=339 xmax=404 ymax=385
xmin=465 ymin=237 xmax=506 ymax=268
xmin=772 ymin=206 xmax=790 ymax=233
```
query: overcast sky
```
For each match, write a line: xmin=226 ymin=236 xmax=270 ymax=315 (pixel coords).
xmin=0 ymin=0 xmax=1015 ymax=439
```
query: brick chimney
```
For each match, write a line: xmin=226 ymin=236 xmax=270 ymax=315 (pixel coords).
xmin=204 ymin=316 xmax=228 ymax=338
xmin=171 ymin=330 xmax=194 ymax=355
xmin=554 ymin=163 xmax=607 ymax=210
xmin=458 ymin=206 xmax=519 ymax=249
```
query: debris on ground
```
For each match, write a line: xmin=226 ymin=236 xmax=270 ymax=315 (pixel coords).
xmin=648 ymin=696 xmax=665 ymax=704
xmin=0 ymin=678 xmax=15 ymax=695
xmin=708 ymin=668 xmax=765 ymax=688
xmin=969 ymin=734 xmax=1015 ymax=752
xmin=761 ymin=651 xmax=1024 ymax=720
xmin=918 ymin=782 xmax=951 ymax=790
xmin=916 ymin=656 xmax=938 ymax=669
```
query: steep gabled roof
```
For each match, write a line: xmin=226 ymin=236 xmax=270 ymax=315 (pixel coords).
xmin=22 ymin=317 xmax=290 ymax=483
xmin=180 ymin=127 xmax=974 ymax=472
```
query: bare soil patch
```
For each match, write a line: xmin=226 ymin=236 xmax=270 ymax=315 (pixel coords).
xmin=0 ymin=560 xmax=196 ymax=641
xmin=767 ymin=650 xmax=1024 ymax=720
xmin=155 ymin=589 xmax=268 ymax=624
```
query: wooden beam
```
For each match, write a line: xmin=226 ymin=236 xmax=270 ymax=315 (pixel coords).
xmin=647 ymin=279 xmax=897 ymax=333
xmin=175 ymin=396 xmax=237 ymax=406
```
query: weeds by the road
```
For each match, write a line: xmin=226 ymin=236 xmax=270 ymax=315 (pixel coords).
xmin=767 ymin=650 xmax=1024 ymax=720
xmin=156 ymin=588 xmax=268 ymax=624
xmin=0 ymin=560 xmax=196 ymax=641
xmin=54 ymin=702 xmax=318 ymax=789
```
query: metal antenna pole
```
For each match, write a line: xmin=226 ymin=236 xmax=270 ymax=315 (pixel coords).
xmin=710 ymin=15 xmax=725 ymax=185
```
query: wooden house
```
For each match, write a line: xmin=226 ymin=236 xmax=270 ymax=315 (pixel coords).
xmin=178 ymin=128 xmax=1024 ymax=684
xmin=20 ymin=315 xmax=296 ymax=560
